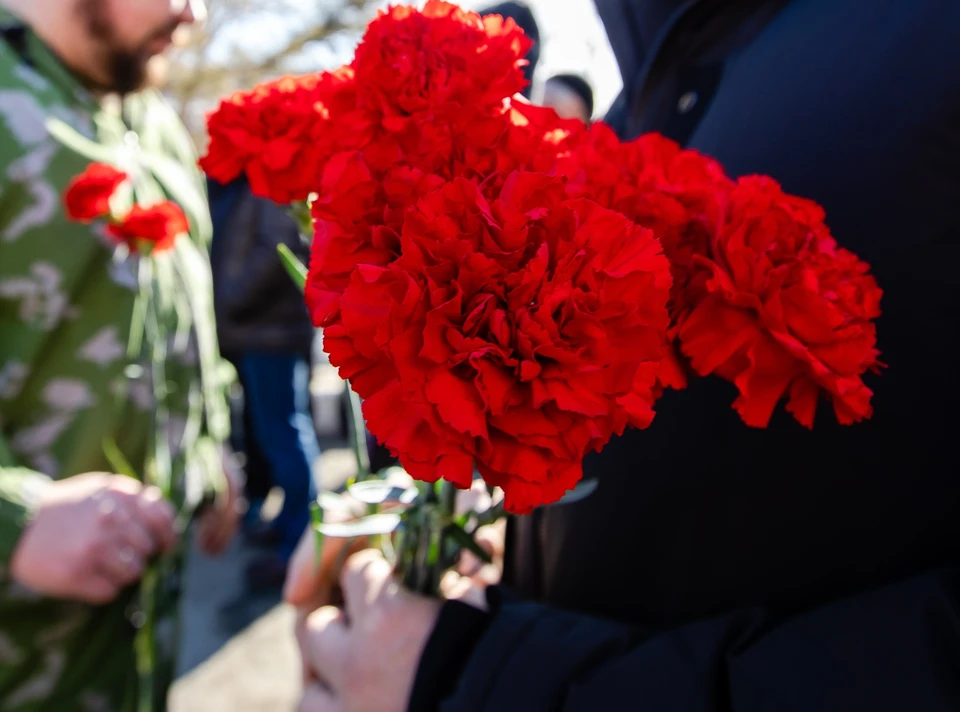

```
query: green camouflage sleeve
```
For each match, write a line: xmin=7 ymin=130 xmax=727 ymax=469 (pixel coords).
xmin=0 ymin=102 xmax=49 ymax=572
xmin=0 ymin=377 xmax=49 ymax=570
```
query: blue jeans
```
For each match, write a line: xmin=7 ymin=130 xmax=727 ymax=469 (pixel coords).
xmin=239 ymin=352 xmax=319 ymax=559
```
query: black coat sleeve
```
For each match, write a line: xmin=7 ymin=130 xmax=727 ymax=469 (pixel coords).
xmin=412 ymin=568 xmax=960 ymax=712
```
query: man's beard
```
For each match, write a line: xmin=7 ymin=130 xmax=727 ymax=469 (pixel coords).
xmin=75 ymin=0 xmax=177 ymax=95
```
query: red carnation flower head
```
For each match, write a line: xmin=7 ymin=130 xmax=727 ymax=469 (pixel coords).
xmin=352 ymin=1 xmax=531 ymax=123
xmin=305 ymin=155 xmax=448 ymax=325
xmin=678 ymin=176 xmax=882 ymax=428
xmin=454 ymin=101 xmax=588 ymax=195
xmin=556 ymin=129 xmax=733 ymax=390
xmin=569 ymin=130 xmax=732 ymax=321
xmin=320 ymin=172 xmax=672 ymax=513
xmin=107 ymin=201 xmax=189 ymax=254
xmin=63 ymin=162 xmax=128 ymax=222
xmin=200 ymin=68 xmax=363 ymax=203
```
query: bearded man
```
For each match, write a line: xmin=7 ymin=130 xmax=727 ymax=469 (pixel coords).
xmin=0 ymin=1 xmax=240 ymax=709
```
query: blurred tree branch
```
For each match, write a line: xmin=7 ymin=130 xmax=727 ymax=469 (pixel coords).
xmin=164 ymin=0 xmax=378 ymax=145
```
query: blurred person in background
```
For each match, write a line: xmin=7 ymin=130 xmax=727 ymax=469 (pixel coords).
xmin=542 ymin=73 xmax=594 ymax=122
xmin=208 ymin=175 xmax=319 ymax=591
xmin=288 ymin=1 xmax=960 ymax=711
xmin=479 ymin=1 xmax=540 ymax=98
xmin=208 ymin=175 xmax=277 ymax=531
xmin=223 ymin=363 xmax=275 ymax=536
xmin=0 ymin=0 xmax=240 ymax=709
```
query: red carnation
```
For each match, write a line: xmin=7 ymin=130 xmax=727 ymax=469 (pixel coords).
xmin=200 ymin=69 xmax=364 ymax=203
xmin=63 ymin=163 xmax=127 ymax=222
xmin=570 ymin=130 xmax=731 ymax=320
xmin=353 ymin=1 xmax=531 ymax=122
xmin=332 ymin=0 xmax=533 ymax=182
xmin=307 ymin=156 xmax=448 ymax=325
xmin=678 ymin=176 xmax=882 ymax=428
xmin=108 ymin=201 xmax=189 ymax=254
xmin=556 ymin=128 xmax=732 ymax=389
xmin=454 ymin=101 xmax=586 ymax=195
xmin=319 ymin=173 xmax=672 ymax=513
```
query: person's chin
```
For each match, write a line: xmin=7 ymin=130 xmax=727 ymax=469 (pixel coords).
xmin=144 ymin=55 xmax=169 ymax=90
xmin=145 ymin=35 xmax=174 ymax=55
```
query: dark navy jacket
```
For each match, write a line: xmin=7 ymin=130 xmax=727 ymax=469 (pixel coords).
xmin=208 ymin=177 xmax=314 ymax=357
xmin=411 ymin=1 xmax=960 ymax=709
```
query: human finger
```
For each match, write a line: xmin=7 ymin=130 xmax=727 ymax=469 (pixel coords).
xmin=440 ymin=570 xmax=488 ymax=610
xmin=285 ymin=527 xmax=324 ymax=607
xmin=339 ymin=549 xmax=394 ymax=624
xmin=285 ymin=531 xmax=368 ymax=610
xmin=76 ymin=572 xmax=122 ymax=605
xmin=95 ymin=541 xmax=146 ymax=586
xmin=302 ymin=606 xmax=349 ymax=692
xmin=136 ymin=486 xmax=177 ymax=553
xmin=298 ymin=682 xmax=338 ymax=712
xmin=455 ymin=536 xmax=497 ymax=578
xmin=118 ymin=518 xmax=156 ymax=560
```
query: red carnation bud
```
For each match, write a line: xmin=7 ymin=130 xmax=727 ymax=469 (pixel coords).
xmin=107 ymin=201 xmax=189 ymax=254
xmin=63 ymin=163 xmax=128 ymax=222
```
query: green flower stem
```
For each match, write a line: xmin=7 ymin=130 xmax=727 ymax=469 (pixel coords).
xmin=345 ymin=384 xmax=371 ymax=484
xmin=392 ymin=481 xmax=461 ymax=596
xmin=273 ymin=229 xmax=490 ymax=598
xmin=311 ymin=501 xmax=324 ymax=569
xmin=137 ymin=259 xmax=163 ymax=712
xmin=276 ymin=241 xmax=335 ymax=563
xmin=134 ymin=567 xmax=157 ymax=711
xmin=277 ymin=243 xmax=307 ymax=291
xmin=287 ymin=200 xmax=314 ymax=237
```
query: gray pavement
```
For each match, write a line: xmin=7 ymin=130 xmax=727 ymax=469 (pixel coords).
xmin=170 ymin=446 xmax=357 ymax=712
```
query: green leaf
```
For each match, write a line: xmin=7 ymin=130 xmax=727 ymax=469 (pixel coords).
xmin=445 ymin=523 xmax=493 ymax=564
xmin=277 ymin=244 xmax=307 ymax=292
xmin=348 ymin=480 xmax=419 ymax=506
xmin=317 ymin=491 xmax=358 ymax=514
xmin=317 ymin=513 xmax=401 ymax=538
xmin=310 ymin=501 xmax=324 ymax=569
xmin=46 ymin=118 xmax=121 ymax=163
xmin=102 ymin=437 xmax=139 ymax=480
xmin=138 ymin=152 xmax=214 ymax=238
xmin=549 ymin=478 xmax=599 ymax=507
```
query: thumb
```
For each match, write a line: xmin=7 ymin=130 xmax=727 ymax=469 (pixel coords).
xmin=283 ymin=527 xmax=321 ymax=606
xmin=283 ymin=527 xmax=369 ymax=610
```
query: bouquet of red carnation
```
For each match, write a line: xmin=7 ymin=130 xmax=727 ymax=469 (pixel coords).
xmin=200 ymin=1 xmax=882 ymax=592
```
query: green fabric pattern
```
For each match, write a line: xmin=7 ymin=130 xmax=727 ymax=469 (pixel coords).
xmin=0 ymin=9 xmax=233 ymax=711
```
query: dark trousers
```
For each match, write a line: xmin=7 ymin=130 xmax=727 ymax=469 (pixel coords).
xmin=238 ymin=351 xmax=319 ymax=559
xmin=240 ymin=388 xmax=273 ymax=504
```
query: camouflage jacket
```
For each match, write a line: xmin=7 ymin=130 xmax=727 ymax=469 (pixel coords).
xmin=0 ymin=11 xmax=231 ymax=712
